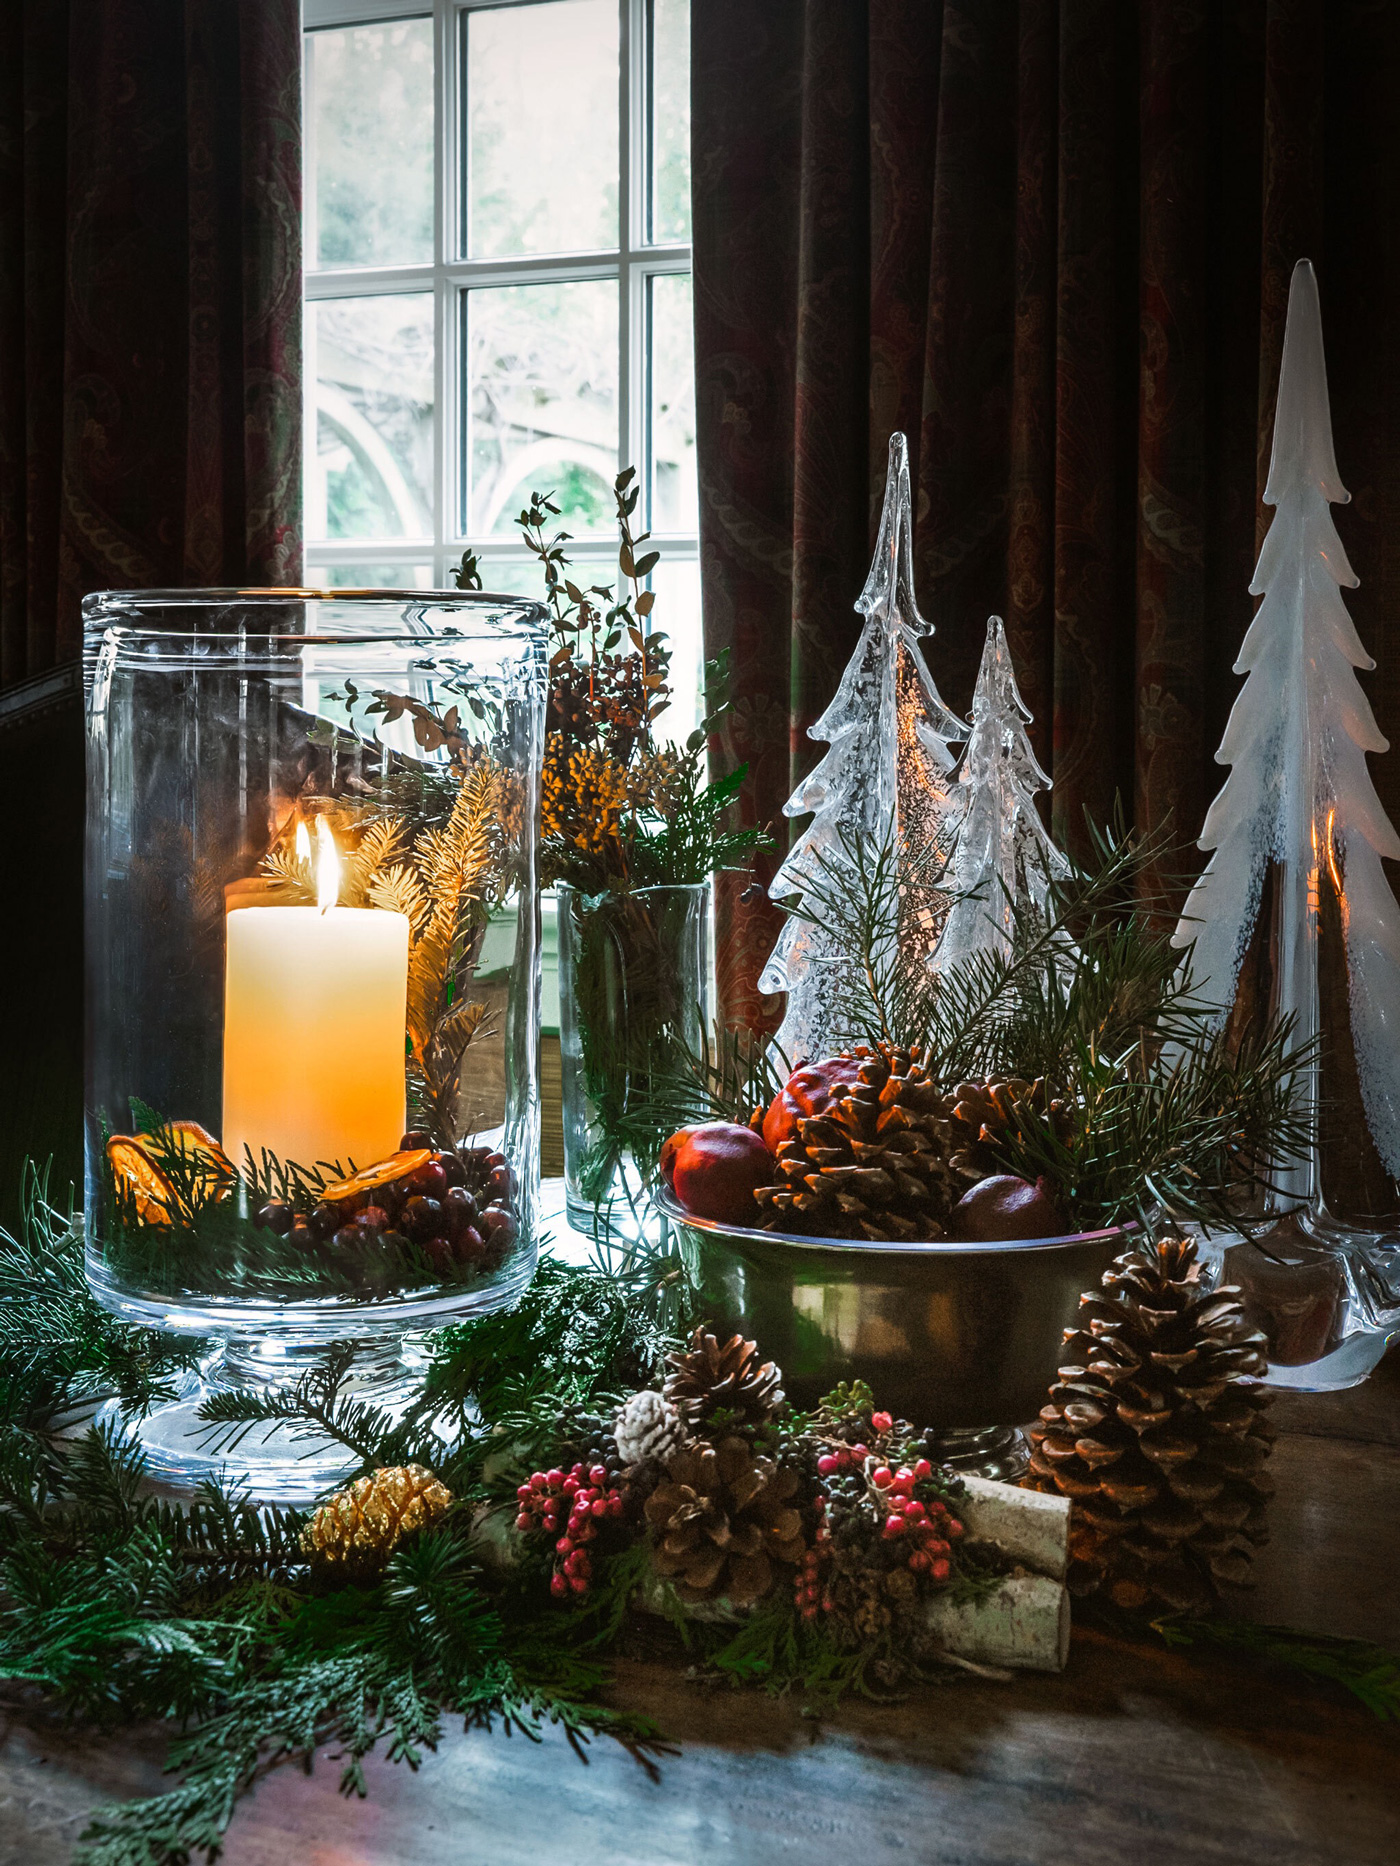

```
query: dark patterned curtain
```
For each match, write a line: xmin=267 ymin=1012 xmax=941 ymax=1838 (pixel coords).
xmin=694 ymin=0 xmax=1400 ymax=1026
xmin=0 ymin=0 xmax=301 ymax=1218
xmin=0 ymin=0 xmax=302 ymax=687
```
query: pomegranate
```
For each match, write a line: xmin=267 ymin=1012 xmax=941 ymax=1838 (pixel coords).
xmin=669 ymin=1122 xmax=776 ymax=1227
xmin=944 ymin=1174 xmax=1068 ymax=1242
xmin=762 ymin=1055 xmax=865 ymax=1155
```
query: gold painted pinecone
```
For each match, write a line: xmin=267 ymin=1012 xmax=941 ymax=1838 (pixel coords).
xmin=949 ymin=1076 xmax=1074 ymax=1179
xmin=755 ymin=1044 xmax=964 ymax=1240
xmin=301 ymin=1463 xmax=453 ymax=1584
xmin=1023 ymin=1235 xmax=1275 ymax=1614
xmin=663 ymin=1328 xmax=784 ymax=1428
xmin=644 ymin=1436 xmax=806 ymax=1606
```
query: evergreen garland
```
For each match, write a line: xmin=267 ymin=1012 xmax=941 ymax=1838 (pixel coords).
xmin=1 ymin=1169 xmax=1395 ymax=1866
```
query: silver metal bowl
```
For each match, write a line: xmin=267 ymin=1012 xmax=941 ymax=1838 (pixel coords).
xmin=657 ymin=1189 xmax=1135 ymax=1429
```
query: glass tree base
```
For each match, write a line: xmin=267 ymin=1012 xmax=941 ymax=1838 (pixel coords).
xmin=924 ymin=1424 xmax=1029 ymax=1483
xmin=97 ymin=1336 xmax=433 ymax=1503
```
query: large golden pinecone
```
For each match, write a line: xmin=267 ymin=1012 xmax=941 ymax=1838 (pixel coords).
xmin=663 ymin=1328 xmax=784 ymax=1428
xmin=301 ymin=1463 xmax=453 ymax=1584
xmin=949 ymin=1076 xmax=1074 ymax=1178
xmin=754 ymin=1044 xmax=966 ymax=1240
xmin=1024 ymin=1235 xmax=1274 ymax=1614
xmin=644 ymin=1436 xmax=806 ymax=1606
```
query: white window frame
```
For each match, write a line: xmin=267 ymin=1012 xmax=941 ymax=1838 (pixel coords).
xmin=301 ymin=0 xmax=696 ymax=603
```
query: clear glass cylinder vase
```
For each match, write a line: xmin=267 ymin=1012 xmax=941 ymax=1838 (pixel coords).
xmin=83 ymin=587 xmax=546 ymax=1494
xmin=556 ymin=882 xmax=710 ymax=1241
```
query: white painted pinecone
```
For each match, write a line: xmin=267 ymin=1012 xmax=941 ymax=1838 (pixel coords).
xmin=614 ymin=1389 xmax=685 ymax=1468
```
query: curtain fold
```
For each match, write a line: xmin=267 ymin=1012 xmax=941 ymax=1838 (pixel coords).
xmin=0 ymin=0 xmax=302 ymax=689
xmin=694 ymin=0 xmax=1400 ymax=1027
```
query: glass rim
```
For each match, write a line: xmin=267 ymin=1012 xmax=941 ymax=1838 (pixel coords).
xmin=555 ymin=879 xmax=712 ymax=899
xmin=81 ymin=586 xmax=549 ymax=645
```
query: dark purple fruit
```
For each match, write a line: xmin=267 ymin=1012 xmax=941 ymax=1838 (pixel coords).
xmin=255 ymin=1200 xmax=294 ymax=1234
xmin=400 ymin=1129 xmax=432 ymax=1150
xmin=287 ymin=1222 xmax=316 ymax=1252
xmin=403 ymin=1195 xmax=444 ymax=1240
xmin=310 ymin=1201 xmax=342 ymax=1239
xmin=406 ymin=1159 xmax=448 ymax=1200
xmin=943 ymin=1174 xmax=1068 ymax=1243
xmin=484 ymin=1149 xmax=507 ymax=1171
xmin=453 ymin=1225 xmax=487 ymax=1267
xmin=355 ymin=1204 xmax=389 ymax=1234
xmin=439 ymin=1152 xmax=466 ymax=1189
xmin=380 ymin=1228 xmax=411 ymax=1255
xmin=443 ymin=1185 xmax=478 ymax=1235
xmin=479 ymin=1202 xmax=518 ymax=1248
xmin=424 ymin=1236 xmax=455 ymax=1277
xmin=486 ymin=1162 xmax=517 ymax=1202
xmin=328 ymin=1225 xmax=363 ymax=1258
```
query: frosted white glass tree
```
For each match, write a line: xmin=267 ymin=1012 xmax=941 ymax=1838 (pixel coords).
xmin=1172 ymin=258 xmax=1400 ymax=1209
xmin=930 ymin=615 xmax=1070 ymax=972
xmin=759 ymin=432 xmax=966 ymax=1063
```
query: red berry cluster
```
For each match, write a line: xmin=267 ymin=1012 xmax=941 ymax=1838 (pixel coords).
xmin=814 ymin=1438 xmax=871 ymax=1479
xmin=871 ymin=1459 xmax=964 ymax=1579
xmin=515 ymin=1462 xmax=625 ymax=1599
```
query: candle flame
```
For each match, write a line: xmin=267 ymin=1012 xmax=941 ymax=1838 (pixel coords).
xmin=295 ymin=819 xmax=312 ymax=864
xmin=315 ymin=817 xmax=340 ymax=912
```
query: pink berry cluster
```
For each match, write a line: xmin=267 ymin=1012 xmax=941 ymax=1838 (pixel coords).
xmin=871 ymin=1459 xmax=964 ymax=1578
xmin=515 ymin=1462 xmax=625 ymax=1599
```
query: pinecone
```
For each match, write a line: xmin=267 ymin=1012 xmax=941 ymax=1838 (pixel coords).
xmin=644 ymin=1436 xmax=805 ymax=1605
xmin=949 ymin=1076 xmax=1074 ymax=1179
xmin=614 ymin=1389 xmax=687 ymax=1468
xmin=663 ymin=1328 xmax=784 ymax=1428
xmin=1024 ymin=1234 xmax=1275 ymax=1614
xmin=302 ymin=1463 xmax=453 ymax=1584
xmin=754 ymin=1044 xmax=964 ymax=1241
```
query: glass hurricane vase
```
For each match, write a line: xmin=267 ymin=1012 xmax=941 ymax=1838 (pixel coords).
xmin=84 ymin=588 xmax=546 ymax=1497
xmin=556 ymin=881 xmax=710 ymax=1243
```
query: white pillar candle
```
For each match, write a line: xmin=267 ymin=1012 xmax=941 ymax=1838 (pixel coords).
xmin=222 ymin=821 xmax=410 ymax=1177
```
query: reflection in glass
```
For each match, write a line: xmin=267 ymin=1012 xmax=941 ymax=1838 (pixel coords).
xmin=650 ymin=0 xmax=692 ymax=243
xmin=466 ymin=0 xmax=618 ymax=259
xmin=310 ymin=297 xmax=434 ymax=541
xmin=310 ymin=21 xmax=433 ymax=268
xmin=649 ymin=273 xmax=697 ymax=533
xmin=464 ymin=281 xmax=618 ymax=536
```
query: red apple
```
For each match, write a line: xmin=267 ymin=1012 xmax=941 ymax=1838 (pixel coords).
xmin=762 ymin=1055 xmax=866 ymax=1155
xmin=670 ymin=1123 xmax=776 ymax=1227
xmin=659 ymin=1126 xmax=695 ymax=1186
xmin=944 ymin=1174 xmax=1068 ymax=1242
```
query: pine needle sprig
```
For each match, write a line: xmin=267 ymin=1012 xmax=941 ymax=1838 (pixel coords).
xmin=1152 ymin=1616 xmax=1400 ymax=1721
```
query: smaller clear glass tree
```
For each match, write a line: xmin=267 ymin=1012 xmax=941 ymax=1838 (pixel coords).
xmin=930 ymin=616 xmax=1070 ymax=974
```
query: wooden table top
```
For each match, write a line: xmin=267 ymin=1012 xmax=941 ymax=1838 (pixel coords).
xmin=4 ymin=1350 xmax=1398 ymax=1866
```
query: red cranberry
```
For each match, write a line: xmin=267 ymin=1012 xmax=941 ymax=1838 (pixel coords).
xmin=400 ymin=1129 xmax=432 ymax=1150
xmin=255 ymin=1201 xmax=294 ymax=1234
xmin=309 ymin=1201 xmax=341 ymax=1239
xmin=453 ymin=1225 xmax=487 ymax=1267
xmin=354 ymin=1205 xmax=389 ymax=1233
xmin=443 ymin=1185 xmax=479 ymax=1234
xmin=486 ymin=1162 xmax=516 ymax=1202
xmin=439 ymin=1152 xmax=466 ymax=1190
xmin=287 ymin=1222 xmax=316 ymax=1252
xmin=403 ymin=1195 xmax=444 ymax=1240
xmin=328 ymin=1225 xmax=363 ymax=1258
xmin=480 ymin=1202 xmax=518 ymax=1242
xmin=406 ymin=1160 xmax=448 ymax=1199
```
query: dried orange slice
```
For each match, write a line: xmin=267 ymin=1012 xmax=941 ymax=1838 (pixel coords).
xmin=106 ymin=1136 xmax=176 ymax=1226
xmin=319 ymin=1149 xmax=433 ymax=1206
xmin=159 ymin=1120 xmax=235 ymax=1189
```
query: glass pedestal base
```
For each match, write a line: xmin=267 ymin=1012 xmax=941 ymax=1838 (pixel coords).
xmin=97 ymin=1335 xmax=432 ymax=1503
xmin=923 ymin=1424 xmax=1029 ymax=1483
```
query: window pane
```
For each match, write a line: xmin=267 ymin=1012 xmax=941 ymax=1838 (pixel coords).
xmin=649 ymin=273 xmax=696 ymax=531
xmin=465 ymin=281 xmax=618 ymax=536
xmin=315 ymin=564 xmax=433 ymax=589
xmin=311 ymin=296 xmax=434 ymax=541
xmin=466 ymin=0 xmax=619 ymax=258
xmin=310 ymin=21 xmax=433 ymax=268
xmin=647 ymin=556 xmax=702 ymax=739
xmin=650 ymin=0 xmax=691 ymax=243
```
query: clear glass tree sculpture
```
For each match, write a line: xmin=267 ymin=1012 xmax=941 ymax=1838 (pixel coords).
xmin=1171 ymin=258 xmax=1400 ymax=1377
xmin=930 ymin=615 xmax=1071 ymax=973
xmin=758 ymin=432 xmax=966 ymax=1063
